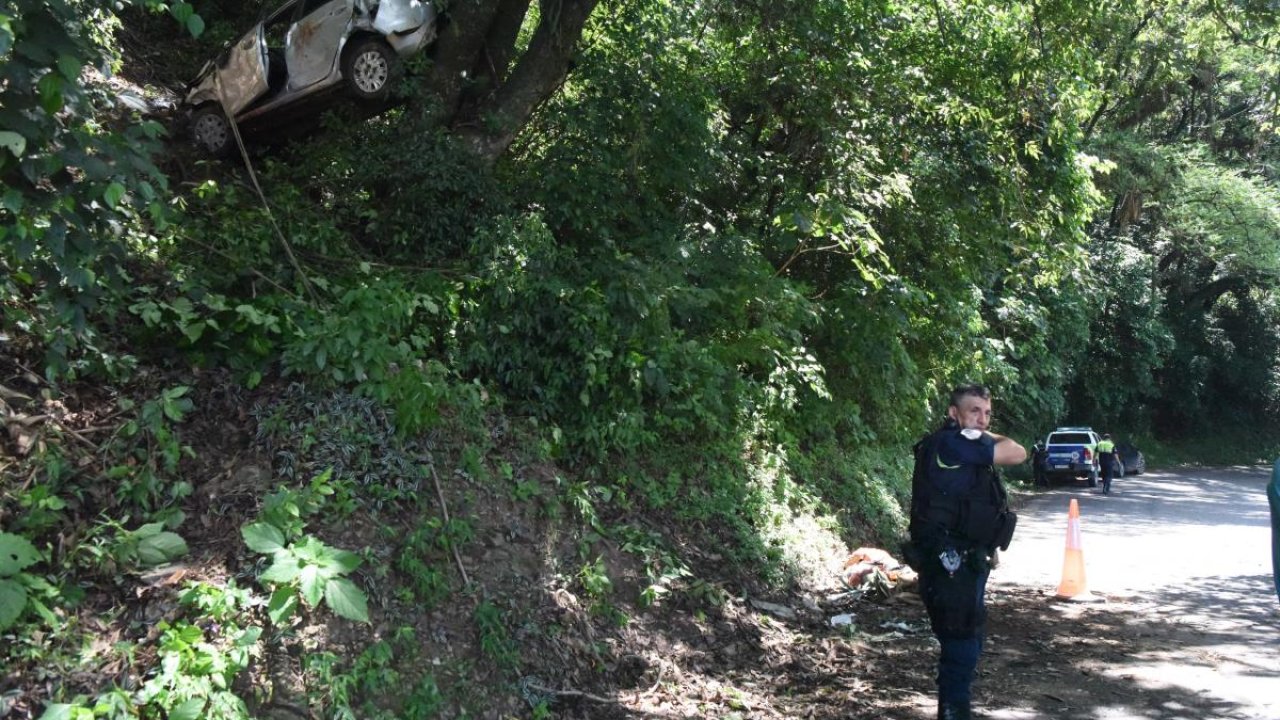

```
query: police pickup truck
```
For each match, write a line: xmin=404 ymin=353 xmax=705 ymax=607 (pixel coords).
xmin=1043 ymin=427 xmax=1101 ymax=487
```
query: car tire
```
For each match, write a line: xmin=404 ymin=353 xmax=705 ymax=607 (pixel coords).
xmin=342 ymin=37 xmax=401 ymax=102
xmin=1088 ymin=469 xmax=1098 ymax=488
xmin=191 ymin=105 xmax=233 ymax=158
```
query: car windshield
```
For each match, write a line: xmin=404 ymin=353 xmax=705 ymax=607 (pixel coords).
xmin=1049 ymin=433 xmax=1092 ymax=444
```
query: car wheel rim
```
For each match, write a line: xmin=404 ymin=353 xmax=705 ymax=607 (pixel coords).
xmin=194 ymin=114 xmax=228 ymax=151
xmin=352 ymin=50 xmax=389 ymax=94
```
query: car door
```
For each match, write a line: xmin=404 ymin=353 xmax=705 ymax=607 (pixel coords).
xmin=217 ymin=24 xmax=270 ymax=115
xmin=284 ymin=0 xmax=353 ymax=91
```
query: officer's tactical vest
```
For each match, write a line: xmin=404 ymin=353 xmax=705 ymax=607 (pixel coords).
xmin=909 ymin=427 xmax=1017 ymax=552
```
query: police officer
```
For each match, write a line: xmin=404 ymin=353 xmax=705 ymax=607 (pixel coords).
xmin=1031 ymin=441 xmax=1048 ymax=486
xmin=908 ymin=384 xmax=1026 ymax=720
xmin=1097 ymin=433 xmax=1117 ymax=495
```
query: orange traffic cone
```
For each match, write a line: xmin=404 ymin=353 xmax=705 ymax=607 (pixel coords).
xmin=1054 ymin=498 xmax=1099 ymax=602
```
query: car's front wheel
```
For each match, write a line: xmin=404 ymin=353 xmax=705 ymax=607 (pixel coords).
xmin=191 ymin=105 xmax=233 ymax=158
xmin=342 ymin=37 xmax=401 ymax=102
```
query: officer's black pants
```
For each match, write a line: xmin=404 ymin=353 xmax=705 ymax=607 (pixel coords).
xmin=919 ymin=559 xmax=990 ymax=706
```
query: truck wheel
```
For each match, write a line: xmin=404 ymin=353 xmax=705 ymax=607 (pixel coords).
xmin=1088 ymin=469 xmax=1099 ymax=488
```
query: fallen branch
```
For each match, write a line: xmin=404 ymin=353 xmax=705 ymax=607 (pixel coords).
xmin=427 ymin=460 xmax=471 ymax=587
xmin=48 ymin=416 xmax=100 ymax=451
xmin=521 ymin=681 xmax=616 ymax=705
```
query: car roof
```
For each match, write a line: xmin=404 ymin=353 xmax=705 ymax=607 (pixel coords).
xmin=1053 ymin=426 xmax=1095 ymax=432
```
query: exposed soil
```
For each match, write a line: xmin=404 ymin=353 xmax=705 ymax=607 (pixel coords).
xmin=518 ymin=575 xmax=1277 ymax=720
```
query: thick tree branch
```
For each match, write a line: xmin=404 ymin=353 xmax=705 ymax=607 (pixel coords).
xmin=470 ymin=0 xmax=532 ymax=89
xmin=1186 ymin=274 xmax=1249 ymax=310
xmin=460 ymin=0 xmax=602 ymax=163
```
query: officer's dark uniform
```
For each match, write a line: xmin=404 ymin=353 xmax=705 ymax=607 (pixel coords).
xmin=1097 ymin=437 xmax=1117 ymax=494
xmin=1031 ymin=442 xmax=1048 ymax=486
xmin=907 ymin=421 xmax=1017 ymax=720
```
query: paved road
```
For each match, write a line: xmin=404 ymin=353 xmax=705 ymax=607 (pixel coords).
xmin=990 ymin=465 xmax=1280 ymax=719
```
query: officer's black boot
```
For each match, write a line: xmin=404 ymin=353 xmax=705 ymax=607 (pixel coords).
xmin=937 ymin=702 xmax=972 ymax=720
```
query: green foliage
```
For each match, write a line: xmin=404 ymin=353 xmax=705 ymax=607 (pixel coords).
xmin=125 ymin=283 xmax=289 ymax=386
xmin=301 ymin=630 xmax=443 ymax=720
xmin=473 ymin=599 xmax=519 ymax=670
xmin=463 ymin=213 xmax=823 ymax=461
xmin=241 ymin=522 xmax=369 ymax=624
xmin=178 ymin=581 xmax=254 ymax=624
xmin=0 ymin=532 xmax=43 ymax=630
xmin=109 ymin=521 xmax=190 ymax=568
xmin=0 ymin=0 xmax=200 ymax=378
xmin=393 ymin=517 xmax=467 ymax=609
xmin=618 ymin=528 xmax=690 ymax=607
xmin=269 ymin=112 xmax=505 ymax=262
xmin=107 ymin=387 xmax=197 ymax=510
xmin=260 ymin=468 xmax=341 ymax=540
xmin=43 ymin=621 xmax=258 ymax=720
xmin=132 ymin=621 xmax=257 ymax=720
xmin=252 ymin=385 xmax=425 ymax=509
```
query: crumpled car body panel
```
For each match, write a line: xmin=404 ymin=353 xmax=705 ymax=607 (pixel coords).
xmin=183 ymin=0 xmax=436 ymax=123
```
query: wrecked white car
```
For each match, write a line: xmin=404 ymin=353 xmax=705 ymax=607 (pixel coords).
xmin=184 ymin=0 xmax=436 ymax=157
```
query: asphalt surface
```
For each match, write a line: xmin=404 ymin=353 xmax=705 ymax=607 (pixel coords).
xmin=990 ymin=465 xmax=1280 ymax=719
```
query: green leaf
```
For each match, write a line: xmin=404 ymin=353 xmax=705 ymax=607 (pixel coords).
xmin=324 ymin=577 xmax=369 ymax=623
xmin=37 ymin=705 xmax=74 ymax=720
xmin=0 ymin=131 xmax=26 ymax=158
xmin=298 ymin=565 xmax=324 ymax=607
xmin=168 ymin=698 xmax=205 ymax=720
xmin=181 ymin=320 xmax=206 ymax=342
xmin=103 ymin=182 xmax=126 ymax=209
xmin=267 ymin=587 xmax=298 ymax=625
xmin=187 ymin=14 xmax=205 ymax=38
xmin=235 ymin=625 xmax=263 ymax=646
xmin=0 ymin=15 xmax=12 ymax=56
xmin=328 ymin=549 xmax=362 ymax=574
xmin=36 ymin=72 xmax=64 ymax=114
xmin=55 ymin=54 xmax=82 ymax=81
xmin=241 ymin=523 xmax=285 ymax=553
xmin=136 ymin=532 xmax=188 ymax=566
xmin=133 ymin=522 xmax=165 ymax=539
xmin=0 ymin=532 xmax=40 ymax=576
xmin=259 ymin=555 xmax=301 ymax=584
xmin=292 ymin=536 xmax=326 ymax=563
xmin=27 ymin=596 xmax=55 ymax=626
xmin=0 ymin=578 xmax=29 ymax=630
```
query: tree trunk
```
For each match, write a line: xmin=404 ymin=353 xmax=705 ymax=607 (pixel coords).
xmin=421 ymin=0 xmax=603 ymax=165
xmin=422 ymin=0 xmax=507 ymax=125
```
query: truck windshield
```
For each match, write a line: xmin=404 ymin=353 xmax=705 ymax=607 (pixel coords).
xmin=1049 ymin=433 xmax=1092 ymax=444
